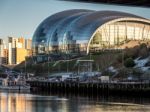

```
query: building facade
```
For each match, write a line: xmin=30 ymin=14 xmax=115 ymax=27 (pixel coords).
xmin=32 ymin=9 xmax=150 ymax=56
xmin=0 ymin=39 xmax=7 ymax=64
xmin=0 ymin=37 xmax=32 ymax=65
xmin=7 ymin=37 xmax=32 ymax=65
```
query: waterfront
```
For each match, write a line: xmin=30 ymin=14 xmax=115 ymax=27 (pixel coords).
xmin=0 ymin=91 xmax=150 ymax=112
xmin=1 ymin=0 xmax=150 ymax=112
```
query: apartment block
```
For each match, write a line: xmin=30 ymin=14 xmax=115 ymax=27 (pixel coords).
xmin=7 ymin=37 xmax=32 ymax=65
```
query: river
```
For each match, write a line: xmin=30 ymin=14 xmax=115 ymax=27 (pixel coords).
xmin=0 ymin=91 xmax=150 ymax=112
xmin=1 ymin=0 xmax=150 ymax=111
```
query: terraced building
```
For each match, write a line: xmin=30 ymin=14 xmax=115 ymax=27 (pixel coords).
xmin=32 ymin=9 xmax=150 ymax=56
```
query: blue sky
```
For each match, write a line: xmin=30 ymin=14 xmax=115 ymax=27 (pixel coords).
xmin=0 ymin=0 xmax=150 ymax=39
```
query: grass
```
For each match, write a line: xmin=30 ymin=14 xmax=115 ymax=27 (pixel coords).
xmin=13 ymin=51 xmax=120 ymax=75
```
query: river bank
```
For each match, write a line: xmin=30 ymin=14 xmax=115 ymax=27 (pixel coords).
xmin=28 ymin=81 xmax=150 ymax=97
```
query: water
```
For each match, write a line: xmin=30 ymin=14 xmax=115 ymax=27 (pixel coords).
xmin=0 ymin=91 xmax=150 ymax=112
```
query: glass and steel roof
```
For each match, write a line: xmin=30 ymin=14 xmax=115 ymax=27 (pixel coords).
xmin=32 ymin=9 xmax=150 ymax=54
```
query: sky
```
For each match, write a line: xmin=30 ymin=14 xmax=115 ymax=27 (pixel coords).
xmin=0 ymin=0 xmax=150 ymax=39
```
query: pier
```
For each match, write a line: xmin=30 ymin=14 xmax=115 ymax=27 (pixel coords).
xmin=27 ymin=81 xmax=150 ymax=97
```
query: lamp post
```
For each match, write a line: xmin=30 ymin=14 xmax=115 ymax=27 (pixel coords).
xmin=48 ymin=53 xmax=50 ymax=76
xmin=25 ymin=57 xmax=27 ymax=79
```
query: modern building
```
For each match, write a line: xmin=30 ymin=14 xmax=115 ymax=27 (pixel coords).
xmin=8 ymin=37 xmax=14 ymax=64
xmin=33 ymin=9 xmax=150 ymax=56
xmin=25 ymin=38 xmax=32 ymax=56
xmin=18 ymin=37 xmax=25 ymax=48
xmin=0 ymin=39 xmax=4 ymax=57
xmin=3 ymin=49 xmax=8 ymax=64
xmin=7 ymin=37 xmax=32 ymax=65
xmin=0 ymin=39 xmax=7 ymax=64
xmin=25 ymin=38 xmax=32 ymax=50
xmin=0 ymin=37 xmax=32 ymax=65
xmin=16 ymin=48 xmax=27 ymax=64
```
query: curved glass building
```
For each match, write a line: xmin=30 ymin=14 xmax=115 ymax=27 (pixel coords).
xmin=32 ymin=9 xmax=150 ymax=55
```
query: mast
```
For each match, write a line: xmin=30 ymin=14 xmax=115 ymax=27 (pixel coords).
xmin=48 ymin=53 xmax=49 ymax=76
xmin=25 ymin=57 xmax=27 ymax=79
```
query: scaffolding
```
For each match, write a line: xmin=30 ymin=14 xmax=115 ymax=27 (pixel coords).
xmin=76 ymin=60 xmax=94 ymax=75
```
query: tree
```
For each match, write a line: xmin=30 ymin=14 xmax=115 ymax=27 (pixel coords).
xmin=124 ymin=58 xmax=135 ymax=68
xmin=139 ymin=43 xmax=149 ymax=58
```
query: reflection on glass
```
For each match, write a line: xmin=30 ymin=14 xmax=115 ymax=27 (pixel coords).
xmin=89 ymin=21 xmax=150 ymax=52
xmin=32 ymin=10 xmax=150 ymax=56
